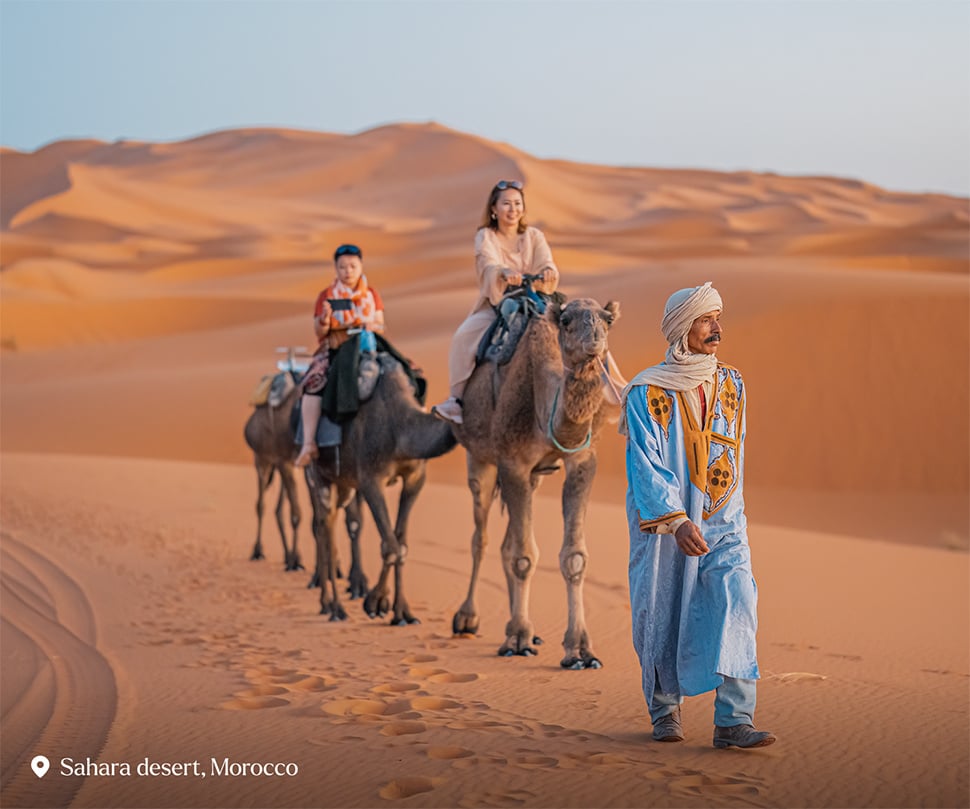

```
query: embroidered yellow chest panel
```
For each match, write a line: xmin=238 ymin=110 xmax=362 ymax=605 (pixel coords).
xmin=644 ymin=385 xmax=674 ymax=439
xmin=675 ymin=369 xmax=744 ymax=519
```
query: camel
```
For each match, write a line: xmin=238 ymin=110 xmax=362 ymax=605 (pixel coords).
xmin=451 ymin=295 xmax=621 ymax=669
xmin=243 ymin=369 xmax=368 ymax=598
xmin=305 ymin=351 xmax=457 ymax=623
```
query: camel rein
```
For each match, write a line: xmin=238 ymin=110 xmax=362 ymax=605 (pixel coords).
xmin=547 ymin=387 xmax=592 ymax=453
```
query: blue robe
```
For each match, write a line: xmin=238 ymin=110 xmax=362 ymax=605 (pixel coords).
xmin=624 ymin=363 xmax=759 ymax=702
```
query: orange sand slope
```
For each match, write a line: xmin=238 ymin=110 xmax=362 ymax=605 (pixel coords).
xmin=1 ymin=453 xmax=967 ymax=809
xmin=2 ymin=123 xmax=968 ymax=546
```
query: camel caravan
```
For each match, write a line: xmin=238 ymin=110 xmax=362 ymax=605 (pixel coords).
xmin=245 ymin=281 xmax=622 ymax=671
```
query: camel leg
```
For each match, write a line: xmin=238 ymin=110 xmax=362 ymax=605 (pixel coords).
xmin=360 ymin=478 xmax=400 ymax=622
xmin=386 ymin=464 xmax=426 ymax=625
xmin=344 ymin=490 xmax=368 ymax=599
xmin=559 ymin=453 xmax=601 ymax=670
xmin=452 ymin=456 xmax=498 ymax=635
xmin=497 ymin=466 xmax=540 ymax=657
xmin=277 ymin=463 xmax=304 ymax=571
xmin=250 ymin=461 xmax=274 ymax=560
xmin=318 ymin=481 xmax=348 ymax=621
xmin=305 ymin=467 xmax=347 ymax=619
xmin=304 ymin=466 xmax=321 ymax=589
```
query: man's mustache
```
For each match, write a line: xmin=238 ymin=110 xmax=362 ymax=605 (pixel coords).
xmin=704 ymin=334 xmax=721 ymax=344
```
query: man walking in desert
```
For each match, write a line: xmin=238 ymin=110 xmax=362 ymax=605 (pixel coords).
xmin=621 ymin=282 xmax=776 ymax=749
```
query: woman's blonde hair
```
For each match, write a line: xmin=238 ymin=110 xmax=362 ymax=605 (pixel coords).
xmin=479 ymin=181 xmax=528 ymax=234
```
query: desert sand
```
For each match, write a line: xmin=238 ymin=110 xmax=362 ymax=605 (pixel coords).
xmin=1 ymin=123 xmax=967 ymax=808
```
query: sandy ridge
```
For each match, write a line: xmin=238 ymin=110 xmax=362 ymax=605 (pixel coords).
xmin=0 ymin=534 xmax=117 ymax=808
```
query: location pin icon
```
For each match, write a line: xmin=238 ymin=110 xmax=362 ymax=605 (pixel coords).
xmin=31 ymin=755 xmax=50 ymax=778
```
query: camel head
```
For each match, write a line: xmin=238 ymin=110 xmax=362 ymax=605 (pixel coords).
xmin=550 ymin=298 xmax=620 ymax=371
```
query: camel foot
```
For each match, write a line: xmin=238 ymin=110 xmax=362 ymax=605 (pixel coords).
xmin=363 ymin=590 xmax=390 ymax=619
xmin=390 ymin=615 xmax=421 ymax=627
xmin=329 ymin=604 xmax=348 ymax=622
xmin=560 ymin=655 xmax=603 ymax=670
xmin=306 ymin=572 xmax=320 ymax=589
xmin=499 ymin=625 xmax=541 ymax=657
xmin=499 ymin=646 xmax=538 ymax=657
xmin=250 ymin=547 xmax=265 ymax=561
xmin=452 ymin=610 xmax=480 ymax=636
xmin=284 ymin=557 xmax=305 ymax=572
xmin=346 ymin=571 xmax=369 ymax=600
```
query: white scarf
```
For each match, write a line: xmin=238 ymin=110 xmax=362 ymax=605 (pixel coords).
xmin=619 ymin=282 xmax=723 ymax=434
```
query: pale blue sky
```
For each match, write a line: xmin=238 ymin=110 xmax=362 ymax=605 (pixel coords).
xmin=1 ymin=0 xmax=968 ymax=195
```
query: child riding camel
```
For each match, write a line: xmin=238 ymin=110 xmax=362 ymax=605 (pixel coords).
xmin=295 ymin=244 xmax=384 ymax=467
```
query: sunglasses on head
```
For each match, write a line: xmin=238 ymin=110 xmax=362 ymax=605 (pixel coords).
xmin=495 ymin=180 xmax=523 ymax=191
xmin=334 ymin=244 xmax=362 ymax=259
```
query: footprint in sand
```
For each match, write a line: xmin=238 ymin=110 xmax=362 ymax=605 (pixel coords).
xmin=409 ymin=696 xmax=461 ymax=711
xmin=379 ymin=776 xmax=444 ymax=800
xmin=458 ymin=789 xmax=535 ymax=807
xmin=372 ymin=681 xmax=422 ymax=694
xmin=234 ymin=685 xmax=289 ymax=697
xmin=379 ymin=700 xmax=422 ymax=719
xmin=380 ymin=720 xmax=427 ymax=736
xmin=427 ymin=746 xmax=474 ymax=760
xmin=409 ymin=666 xmax=447 ymax=678
xmin=644 ymin=767 xmax=766 ymax=801
xmin=428 ymin=672 xmax=480 ymax=684
xmin=560 ymin=751 xmax=638 ymax=769
xmin=767 ymin=671 xmax=827 ymax=683
xmin=322 ymin=698 xmax=390 ymax=716
xmin=451 ymin=754 xmax=509 ymax=771
xmin=287 ymin=675 xmax=337 ymax=692
xmin=219 ymin=695 xmax=289 ymax=710
xmin=539 ymin=722 xmax=581 ymax=738
xmin=510 ymin=754 xmax=558 ymax=770
xmin=447 ymin=719 xmax=514 ymax=731
xmin=402 ymin=653 xmax=438 ymax=664
xmin=670 ymin=772 xmax=765 ymax=800
xmin=244 ymin=665 xmax=297 ymax=682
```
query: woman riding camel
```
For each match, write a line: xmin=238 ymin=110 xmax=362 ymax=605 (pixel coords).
xmin=433 ymin=180 xmax=625 ymax=424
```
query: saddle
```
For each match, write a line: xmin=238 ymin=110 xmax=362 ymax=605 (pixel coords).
xmin=321 ymin=333 xmax=427 ymax=424
xmin=249 ymin=370 xmax=302 ymax=408
xmin=476 ymin=287 xmax=564 ymax=366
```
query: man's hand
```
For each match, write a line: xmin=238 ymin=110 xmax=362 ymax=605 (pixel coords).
xmin=674 ymin=520 xmax=709 ymax=556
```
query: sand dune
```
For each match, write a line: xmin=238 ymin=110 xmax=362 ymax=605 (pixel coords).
xmin=1 ymin=123 xmax=967 ymax=807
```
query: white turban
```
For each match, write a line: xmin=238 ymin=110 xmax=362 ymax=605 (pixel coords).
xmin=618 ymin=282 xmax=723 ymax=434
xmin=661 ymin=281 xmax=723 ymax=369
